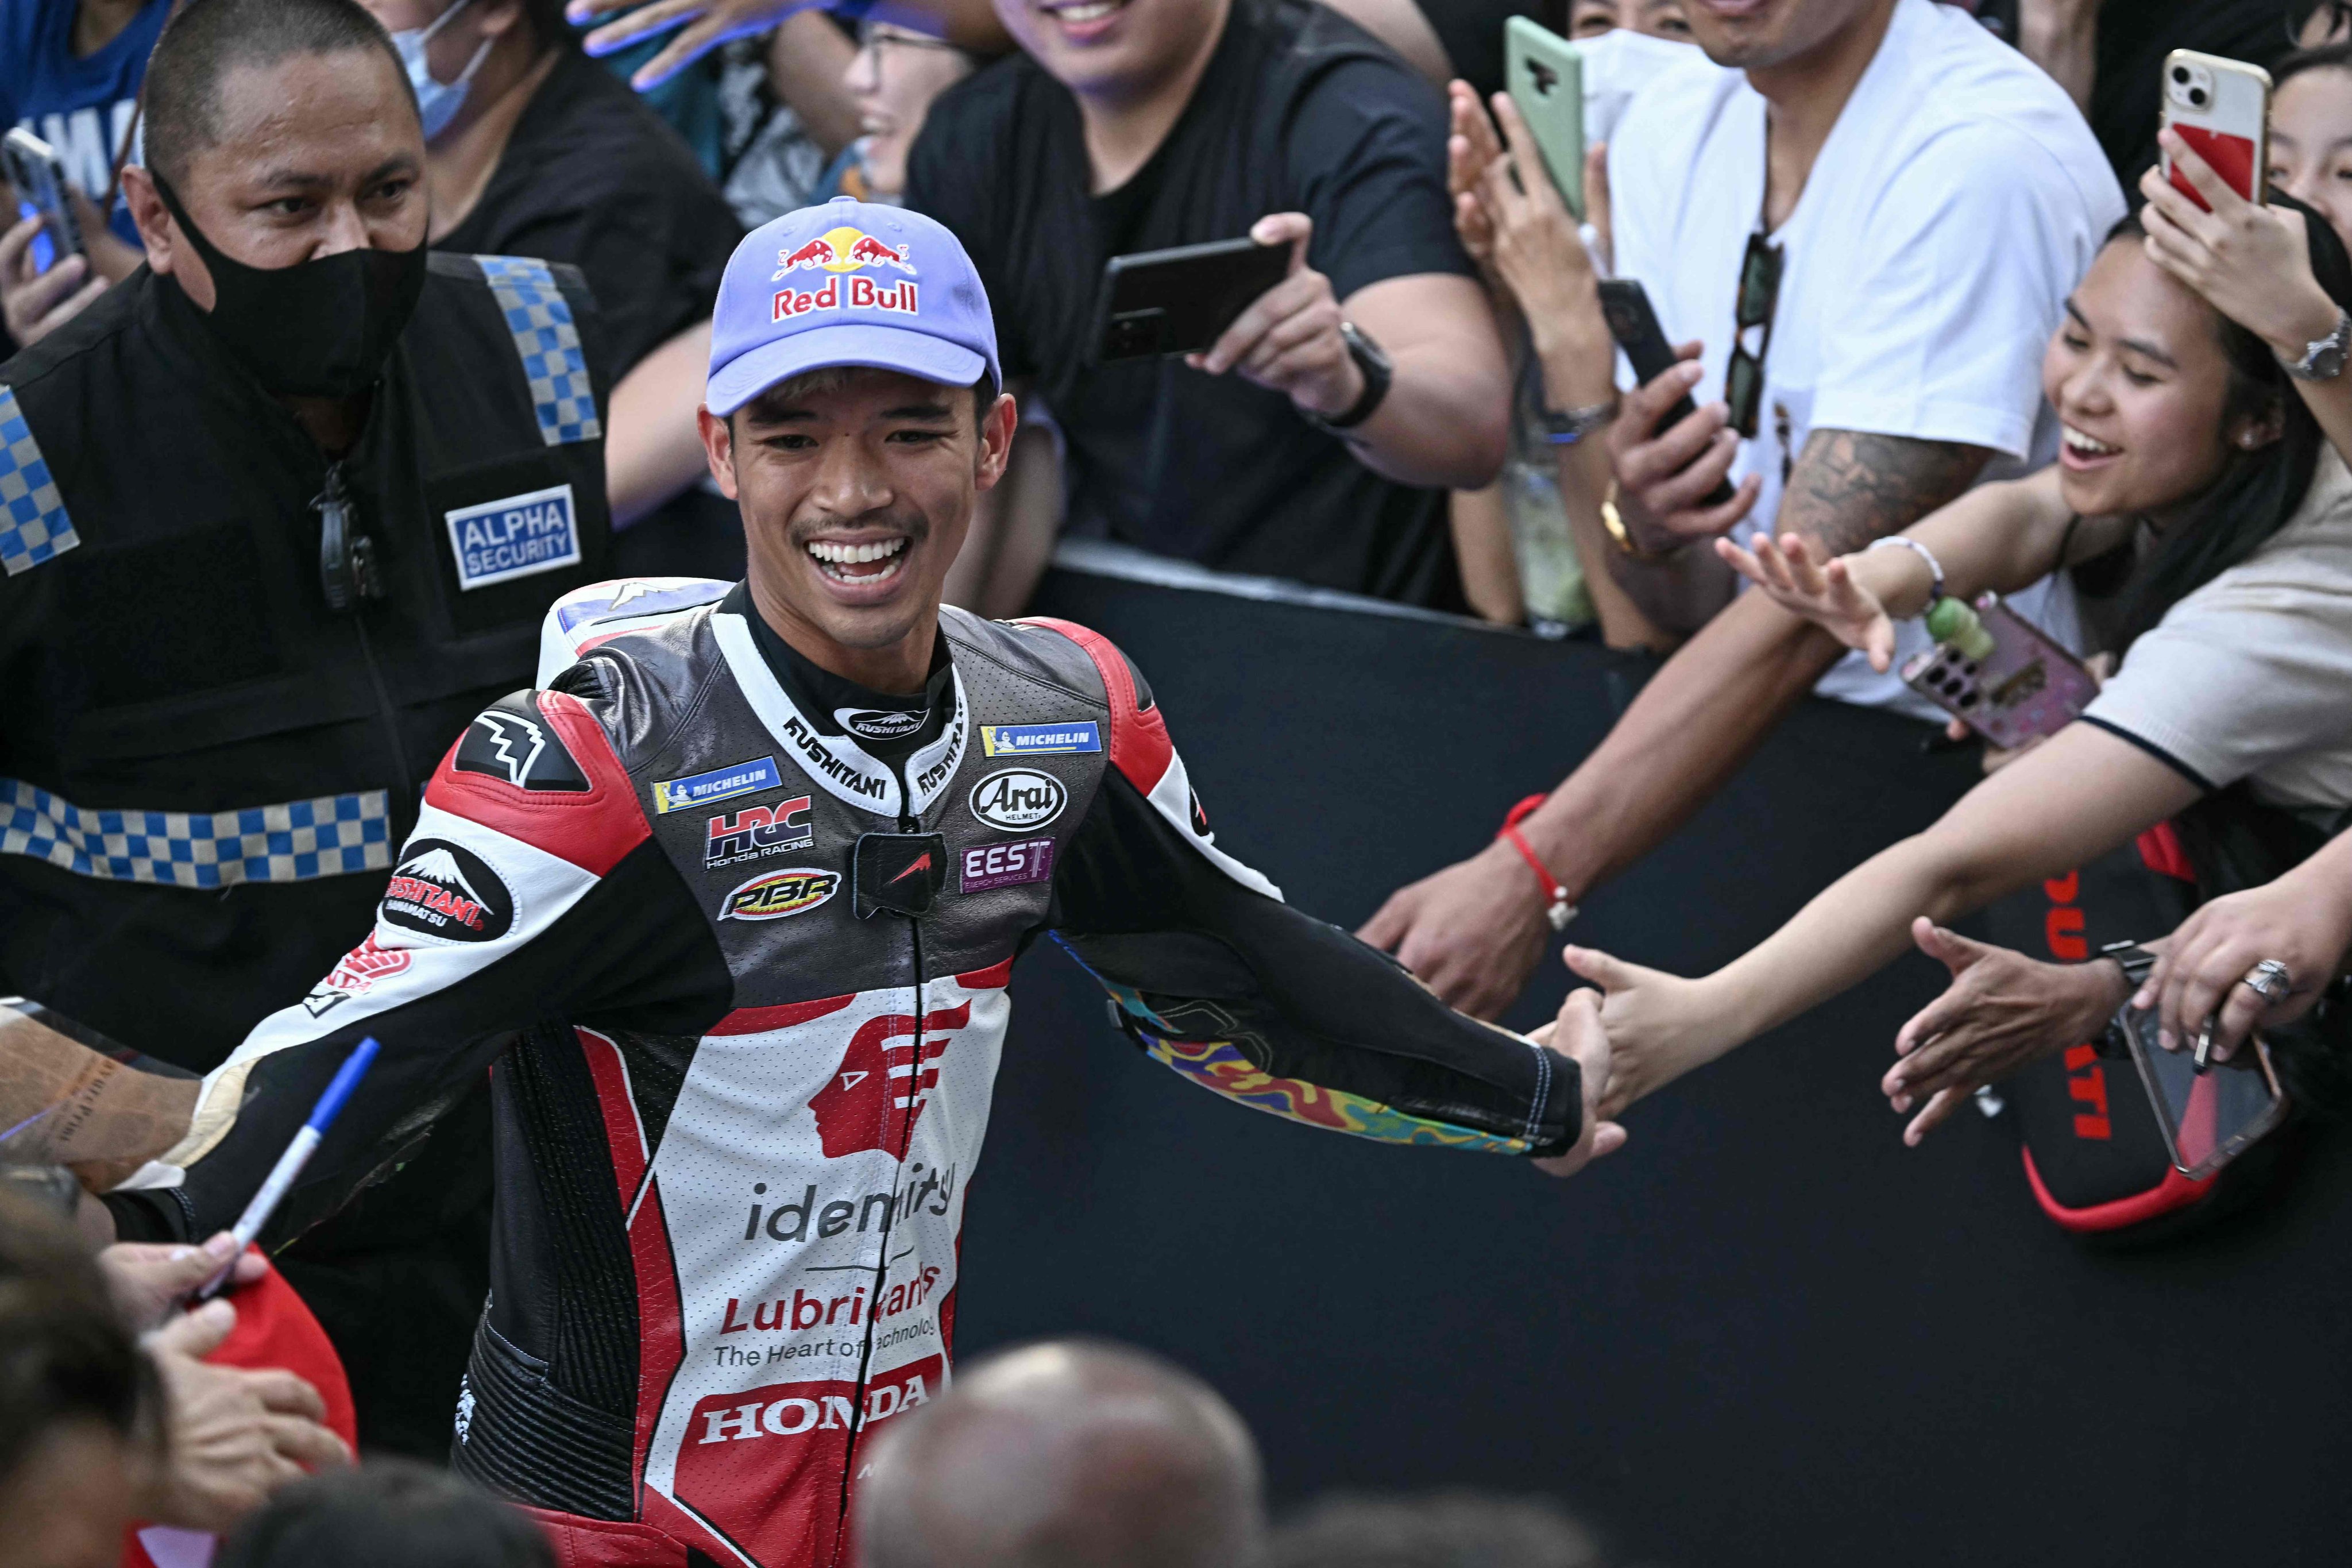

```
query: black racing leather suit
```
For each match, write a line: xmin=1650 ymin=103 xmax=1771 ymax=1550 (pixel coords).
xmin=106 ymin=579 xmax=1580 ymax=1567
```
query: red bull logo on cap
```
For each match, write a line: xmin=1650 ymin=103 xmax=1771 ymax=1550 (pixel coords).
xmin=773 ymin=223 xmax=921 ymax=321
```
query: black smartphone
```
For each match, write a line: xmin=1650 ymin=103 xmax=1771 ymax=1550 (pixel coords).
xmin=1596 ymin=277 xmax=1735 ymax=507
xmin=3 ymin=128 xmax=87 ymax=276
xmin=2112 ymin=1000 xmax=2288 ymax=1180
xmin=1090 ymin=236 xmax=1290 ymax=365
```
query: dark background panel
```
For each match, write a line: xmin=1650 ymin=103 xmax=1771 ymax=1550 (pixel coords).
xmin=955 ymin=568 xmax=2352 ymax=1567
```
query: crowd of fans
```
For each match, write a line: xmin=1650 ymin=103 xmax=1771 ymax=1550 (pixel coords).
xmin=11 ymin=0 xmax=2352 ymax=1558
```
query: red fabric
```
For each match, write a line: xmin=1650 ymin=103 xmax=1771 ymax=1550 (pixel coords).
xmin=2020 ymin=1146 xmax=2213 ymax=1233
xmin=956 ymin=956 xmax=1015 ymax=990
xmin=1014 ymin=617 xmax=1176 ymax=795
xmin=422 ymin=692 xmax=650 ymax=876
xmin=2135 ymin=820 xmax=2197 ymax=883
xmin=576 ymin=1028 xmax=649 ymax=1201
xmin=121 ymin=1252 xmax=357 ymax=1568
xmin=524 ymin=1507 xmax=693 ymax=1568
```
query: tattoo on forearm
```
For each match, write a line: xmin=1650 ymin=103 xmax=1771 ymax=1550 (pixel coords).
xmin=1779 ymin=430 xmax=1992 ymax=557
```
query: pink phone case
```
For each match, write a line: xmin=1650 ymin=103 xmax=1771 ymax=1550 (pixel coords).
xmin=1900 ymin=593 xmax=2098 ymax=750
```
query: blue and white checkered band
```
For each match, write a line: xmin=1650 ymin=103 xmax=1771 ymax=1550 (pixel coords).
xmin=0 ymin=384 xmax=78 ymax=578
xmin=475 ymin=255 xmax=603 ymax=447
xmin=1 ymin=779 xmax=394 ymax=887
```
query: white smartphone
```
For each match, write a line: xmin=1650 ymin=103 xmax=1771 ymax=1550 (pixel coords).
xmin=2160 ymin=49 xmax=2270 ymax=209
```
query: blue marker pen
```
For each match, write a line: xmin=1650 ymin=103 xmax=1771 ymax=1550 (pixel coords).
xmin=196 ymin=1036 xmax=381 ymax=1300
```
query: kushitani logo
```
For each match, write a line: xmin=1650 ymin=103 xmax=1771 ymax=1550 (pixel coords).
xmin=380 ymin=841 xmax=512 ymax=943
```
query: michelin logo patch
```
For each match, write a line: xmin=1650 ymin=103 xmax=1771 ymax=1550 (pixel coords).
xmin=655 ymin=756 xmax=782 ymax=814
xmin=446 ymin=483 xmax=582 ymax=590
xmin=980 ymin=723 xmax=1100 ymax=757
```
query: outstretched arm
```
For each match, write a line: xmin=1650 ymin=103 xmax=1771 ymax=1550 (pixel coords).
xmin=1034 ymin=620 xmax=1609 ymax=1166
xmin=1361 ymin=430 xmax=1999 ymax=1019
xmin=1570 ymin=721 xmax=2201 ymax=1117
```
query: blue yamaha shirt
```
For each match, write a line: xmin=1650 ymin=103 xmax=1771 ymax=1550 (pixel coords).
xmin=1 ymin=0 xmax=170 ymax=247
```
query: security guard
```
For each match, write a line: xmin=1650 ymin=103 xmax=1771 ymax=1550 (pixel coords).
xmin=0 ymin=0 xmax=611 ymax=1454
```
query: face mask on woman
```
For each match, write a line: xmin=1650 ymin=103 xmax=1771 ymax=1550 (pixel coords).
xmin=392 ymin=0 xmax=495 ymax=140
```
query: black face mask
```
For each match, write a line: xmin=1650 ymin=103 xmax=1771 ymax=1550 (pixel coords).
xmin=153 ymin=176 xmax=427 ymax=399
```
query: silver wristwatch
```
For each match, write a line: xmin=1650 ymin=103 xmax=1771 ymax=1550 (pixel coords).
xmin=2283 ymin=309 xmax=2352 ymax=381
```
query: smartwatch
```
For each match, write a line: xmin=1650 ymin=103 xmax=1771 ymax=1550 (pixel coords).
xmin=1312 ymin=320 xmax=1393 ymax=431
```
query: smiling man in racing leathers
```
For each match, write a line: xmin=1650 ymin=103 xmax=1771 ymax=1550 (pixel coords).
xmin=100 ymin=196 xmax=1624 ymax=1568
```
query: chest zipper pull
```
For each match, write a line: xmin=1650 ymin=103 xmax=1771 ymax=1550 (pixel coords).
xmin=314 ymin=463 xmax=383 ymax=612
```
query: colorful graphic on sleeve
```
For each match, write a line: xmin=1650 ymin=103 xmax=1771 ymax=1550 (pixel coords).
xmin=1138 ymin=1033 xmax=1531 ymax=1154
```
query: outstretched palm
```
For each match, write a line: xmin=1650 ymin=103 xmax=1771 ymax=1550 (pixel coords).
xmin=1715 ymin=532 xmax=1899 ymax=671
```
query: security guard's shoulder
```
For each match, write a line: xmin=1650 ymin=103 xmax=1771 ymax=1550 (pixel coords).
xmin=418 ymin=252 xmax=608 ymax=447
xmin=0 ymin=271 xmax=141 ymax=580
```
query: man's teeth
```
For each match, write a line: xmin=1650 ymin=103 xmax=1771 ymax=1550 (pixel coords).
xmin=807 ymin=538 xmax=909 ymax=565
xmin=2063 ymin=426 xmax=2121 ymax=457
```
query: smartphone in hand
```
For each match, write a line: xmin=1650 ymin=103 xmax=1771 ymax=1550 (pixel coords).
xmin=2 ymin=128 xmax=88 ymax=276
xmin=1504 ymin=17 xmax=1585 ymax=219
xmin=1595 ymin=278 xmax=1735 ymax=507
xmin=2112 ymin=1001 xmax=2287 ymax=1180
xmin=1898 ymin=592 xmax=2099 ymax=749
xmin=1090 ymin=237 xmax=1289 ymax=364
xmin=2160 ymin=49 xmax=2270 ymax=209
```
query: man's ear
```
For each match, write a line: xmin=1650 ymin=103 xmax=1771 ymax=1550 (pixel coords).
xmin=698 ymin=406 xmax=741 ymax=500
xmin=974 ymin=391 xmax=1019 ymax=492
xmin=118 ymin=166 xmax=176 ymax=277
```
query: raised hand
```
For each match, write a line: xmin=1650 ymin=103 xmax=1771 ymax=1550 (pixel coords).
xmin=140 ymin=1296 xmax=352 ymax=1531
xmin=1530 ymin=989 xmax=1629 ymax=1177
xmin=1561 ymin=945 xmax=1729 ymax=1119
xmin=2139 ymin=130 xmax=2340 ymax=366
xmin=1714 ymin=531 xmax=1898 ymax=669
xmin=1883 ymin=918 xmax=2126 ymax=1146
xmin=2136 ymin=866 xmax=2352 ymax=1061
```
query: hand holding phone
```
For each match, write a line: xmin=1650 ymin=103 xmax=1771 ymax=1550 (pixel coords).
xmin=2160 ymin=50 xmax=2270 ymax=211
xmin=2113 ymin=1001 xmax=2287 ymax=1180
xmin=2 ymin=128 xmax=87 ymax=276
xmin=1596 ymin=279 xmax=1755 ymax=543
xmin=1091 ymin=235 xmax=1290 ymax=364
xmin=1504 ymin=17 xmax=1585 ymax=219
xmin=1898 ymin=592 xmax=2098 ymax=750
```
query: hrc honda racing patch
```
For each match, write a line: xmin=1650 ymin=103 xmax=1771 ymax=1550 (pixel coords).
xmin=380 ymin=840 xmax=513 ymax=943
xmin=445 ymin=483 xmax=581 ymax=590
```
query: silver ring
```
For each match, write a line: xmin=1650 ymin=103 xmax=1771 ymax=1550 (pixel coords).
xmin=2242 ymin=959 xmax=2292 ymax=1003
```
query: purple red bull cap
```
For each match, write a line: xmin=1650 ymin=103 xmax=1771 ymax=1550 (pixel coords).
xmin=705 ymin=196 xmax=1000 ymax=417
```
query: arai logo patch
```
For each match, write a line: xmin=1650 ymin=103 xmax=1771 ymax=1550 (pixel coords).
xmin=968 ymin=768 xmax=1065 ymax=831
xmin=446 ymin=484 xmax=581 ymax=590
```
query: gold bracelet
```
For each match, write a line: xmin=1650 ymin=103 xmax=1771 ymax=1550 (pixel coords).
xmin=1598 ymin=482 xmax=1677 ymax=561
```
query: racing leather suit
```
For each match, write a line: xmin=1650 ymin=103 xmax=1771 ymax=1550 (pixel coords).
xmin=105 ymin=580 xmax=1582 ymax=1568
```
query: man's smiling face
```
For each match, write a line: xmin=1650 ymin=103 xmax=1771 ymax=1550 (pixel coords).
xmin=701 ymin=368 xmax=1015 ymax=675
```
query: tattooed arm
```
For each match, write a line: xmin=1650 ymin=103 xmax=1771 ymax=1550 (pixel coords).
xmin=1361 ymin=428 xmax=1992 ymax=1018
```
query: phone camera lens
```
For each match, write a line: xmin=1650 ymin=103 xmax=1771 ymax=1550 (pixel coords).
xmin=1959 ymin=692 xmax=1980 ymax=709
xmin=2171 ymin=65 xmax=2189 ymax=84
xmin=2189 ymin=87 xmax=2208 ymax=106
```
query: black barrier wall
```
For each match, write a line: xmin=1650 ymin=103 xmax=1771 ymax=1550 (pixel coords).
xmin=952 ymin=567 xmax=2352 ymax=1567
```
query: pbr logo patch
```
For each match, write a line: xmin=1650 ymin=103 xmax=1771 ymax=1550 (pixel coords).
xmin=381 ymin=840 xmax=513 ymax=943
xmin=453 ymin=704 xmax=589 ymax=791
xmin=720 ymin=867 xmax=841 ymax=921
xmin=445 ymin=483 xmax=581 ymax=590
xmin=968 ymin=768 xmax=1065 ymax=831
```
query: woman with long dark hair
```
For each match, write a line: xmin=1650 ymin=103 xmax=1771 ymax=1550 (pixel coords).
xmin=1557 ymin=203 xmax=2352 ymax=1142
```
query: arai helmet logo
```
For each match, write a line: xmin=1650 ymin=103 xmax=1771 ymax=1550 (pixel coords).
xmin=968 ymin=768 xmax=1066 ymax=831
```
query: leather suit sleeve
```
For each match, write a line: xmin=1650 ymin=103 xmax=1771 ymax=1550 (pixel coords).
xmin=105 ymin=689 xmax=726 ymax=1246
xmin=1033 ymin=624 xmax=1581 ymax=1159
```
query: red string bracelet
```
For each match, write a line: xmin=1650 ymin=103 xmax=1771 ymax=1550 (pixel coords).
xmin=1497 ymin=794 xmax=1577 ymax=932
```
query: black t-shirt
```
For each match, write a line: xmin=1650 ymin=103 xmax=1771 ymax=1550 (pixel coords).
xmin=905 ymin=0 xmax=1477 ymax=610
xmin=439 ymin=48 xmax=743 ymax=378
xmin=1423 ymin=0 xmax=1536 ymax=100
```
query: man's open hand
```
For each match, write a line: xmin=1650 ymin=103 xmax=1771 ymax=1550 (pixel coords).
xmin=1360 ymin=839 xmax=1551 ymax=1021
xmin=1531 ymin=989 xmax=1628 ymax=1177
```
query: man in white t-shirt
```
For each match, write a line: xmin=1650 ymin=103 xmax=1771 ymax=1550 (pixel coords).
xmin=1362 ymin=0 xmax=2124 ymax=1019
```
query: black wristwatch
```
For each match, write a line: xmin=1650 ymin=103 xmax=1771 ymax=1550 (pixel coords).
xmin=2094 ymin=940 xmax=2156 ymax=1057
xmin=1312 ymin=320 xmax=1393 ymax=432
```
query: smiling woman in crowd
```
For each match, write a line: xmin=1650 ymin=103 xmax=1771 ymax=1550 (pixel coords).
xmin=1560 ymin=202 xmax=2352 ymax=1144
